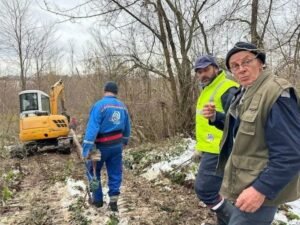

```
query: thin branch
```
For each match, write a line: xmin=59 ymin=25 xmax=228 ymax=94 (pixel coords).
xmin=41 ymin=0 xmax=134 ymax=21
xmin=259 ymin=0 xmax=273 ymax=45
xmin=110 ymin=0 xmax=162 ymax=41
xmin=227 ymin=18 xmax=251 ymax=26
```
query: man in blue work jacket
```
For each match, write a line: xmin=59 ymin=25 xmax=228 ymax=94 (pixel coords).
xmin=82 ymin=81 xmax=131 ymax=212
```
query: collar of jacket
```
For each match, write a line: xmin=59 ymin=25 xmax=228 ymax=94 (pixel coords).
xmin=103 ymin=95 xmax=117 ymax=98
xmin=243 ymin=70 xmax=271 ymax=102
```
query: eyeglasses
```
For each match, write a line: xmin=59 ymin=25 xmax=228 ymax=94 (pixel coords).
xmin=230 ymin=55 xmax=258 ymax=72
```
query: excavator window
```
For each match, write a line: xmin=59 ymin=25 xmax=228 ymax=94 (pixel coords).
xmin=41 ymin=94 xmax=50 ymax=113
xmin=20 ymin=93 xmax=38 ymax=112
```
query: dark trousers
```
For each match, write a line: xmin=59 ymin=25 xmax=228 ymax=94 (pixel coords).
xmin=86 ymin=144 xmax=123 ymax=203
xmin=195 ymin=152 xmax=223 ymax=206
xmin=229 ymin=205 xmax=277 ymax=225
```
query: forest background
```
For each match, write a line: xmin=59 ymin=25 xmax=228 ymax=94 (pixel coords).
xmin=0 ymin=0 xmax=299 ymax=149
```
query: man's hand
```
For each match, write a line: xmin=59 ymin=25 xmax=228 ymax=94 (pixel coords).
xmin=192 ymin=151 xmax=202 ymax=163
xmin=87 ymin=149 xmax=101 ymax=161
xmin=202 ymin=102 xmax=216 ymax=120
xmin=82 ymin=142 xmax=92 ymax=159
xmin=235 ymin=186 xmax=265 ymax=213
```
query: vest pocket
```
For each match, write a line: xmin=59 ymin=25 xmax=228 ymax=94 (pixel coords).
xmin=239 ymin=110 xmax=258 ymax=135
xmin=230 ymin=155 xmax=267 ymax=195
xmin=238 ymin=93 xmax=261 ymax=136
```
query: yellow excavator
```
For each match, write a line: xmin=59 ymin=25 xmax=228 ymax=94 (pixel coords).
xmin=14 ymin=79 xmax=73 ymax=157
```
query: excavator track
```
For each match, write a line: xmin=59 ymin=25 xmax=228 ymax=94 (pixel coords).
xmin=9 ymin=137 xmax=73 ymax=159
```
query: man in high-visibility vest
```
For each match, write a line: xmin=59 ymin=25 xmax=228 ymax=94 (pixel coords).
xmin=193 ymin=55 xmax=238 ymax=225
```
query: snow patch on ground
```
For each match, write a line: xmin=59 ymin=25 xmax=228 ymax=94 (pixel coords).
xmin=64 ymin=178 xmax=128 ymax=225
xmin=140 ymin=137 xmax=300 ymax=225
xmin=66 ymin=178 xmax=85 ymax=197
xmin=289 ymin=200 xmax=300 ymax=216
xmin=141 ymin=138 xmax=195 ymax=180
xmin=274 ymin=212 xmax=300 ymax=225
xmin=275 ymin=200 xmax=300 ymax=225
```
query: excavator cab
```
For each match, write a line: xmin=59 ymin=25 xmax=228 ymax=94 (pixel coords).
xmin=19 ymin=90 xmax=50 ymax=117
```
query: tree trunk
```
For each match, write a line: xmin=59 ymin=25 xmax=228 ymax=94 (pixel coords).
xmin=251 ymin=0 xmax=260 ymax=46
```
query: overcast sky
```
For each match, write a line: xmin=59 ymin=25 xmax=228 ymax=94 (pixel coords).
xmin=1 ymin=0 xmax=298 ymax=76
xmin=33 ymin=0 xmax=96 ymax=55
xmin=0 ymin=0 xmax=112 ymax=76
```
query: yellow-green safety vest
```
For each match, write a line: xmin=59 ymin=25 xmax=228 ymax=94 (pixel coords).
xmin=195 ymin=71 xmax=239 ymax=153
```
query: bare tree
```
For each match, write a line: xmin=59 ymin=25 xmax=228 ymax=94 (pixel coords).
xmin=214 ymin=0 xmax=273 ymax=48
xmin=0 ymin=0 xmax=61 ymax=90
xmin=32 ymin=24 xmax=59 ymax=89
xmin=267 ymin=0 xmax=300 ymax=85
xmin=0 ymin=0 xmax=35 ymax=90
xmin=42 ymin=0 xmax=300 ymax=132
xmin=43 ymin=0 xmax=225 ymax=132
xmin=68 ymin=39 xmax=76 ymax=76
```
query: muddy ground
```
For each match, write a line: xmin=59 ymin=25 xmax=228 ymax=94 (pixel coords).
xmin=0 ymin=139 xmax=215 ymax=225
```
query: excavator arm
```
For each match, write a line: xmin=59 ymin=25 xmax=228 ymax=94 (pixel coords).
xmin=50 ymin=79 xmax=66 ymax=115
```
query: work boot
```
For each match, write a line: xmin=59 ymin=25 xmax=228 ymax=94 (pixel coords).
xmin=94 ymin=200 xmax=103 ymax=208
xmin=109 ymin=201 xmax=118 ymax=212
xmin=214 ymin=200 xmax=235 ymax=225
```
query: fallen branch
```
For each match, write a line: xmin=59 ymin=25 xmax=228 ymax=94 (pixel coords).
xmin=169 ymin=158 xmax=193 ymax=173
xmin=69 ymin=129 xmax=83 ymax=160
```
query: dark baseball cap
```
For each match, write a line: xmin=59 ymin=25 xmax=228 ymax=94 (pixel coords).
xmin=194 ymin=55 xmax=219 ymax=72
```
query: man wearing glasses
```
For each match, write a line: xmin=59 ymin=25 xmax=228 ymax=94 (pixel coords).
xmin=203 ymin=42 xmax=300 ymax=225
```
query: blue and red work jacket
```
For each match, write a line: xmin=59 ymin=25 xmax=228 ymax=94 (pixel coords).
xmin=82 ymin=96 xmax=131 ymax=158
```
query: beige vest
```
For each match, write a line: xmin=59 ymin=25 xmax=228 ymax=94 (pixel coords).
xmin=220 ymin=71 xmax=300 ymax=206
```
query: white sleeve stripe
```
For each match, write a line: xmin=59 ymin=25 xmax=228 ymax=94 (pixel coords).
xmin=83 ymin=140 xmax=94 ymax=144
